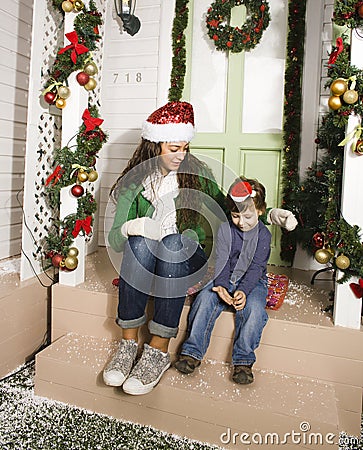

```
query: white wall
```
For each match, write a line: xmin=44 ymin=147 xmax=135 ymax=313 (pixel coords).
xmin=0 ymin=0 xmax=33 ymax=259
xmin=99 ymin=0 xmax=169 ymax=247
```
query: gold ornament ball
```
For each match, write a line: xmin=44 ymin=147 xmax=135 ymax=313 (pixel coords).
xmin=328 ymin=95 xmax=342 ymax=111
xmin=330 ymin=78 xmax=348 ymax=96
xmin=67 ymin=247 xmax=79 ymax=258
xmin=64 ymin=255 xmax=78 ymax=270
xmin=343 ymin=89 xmax=359 ymax=105
xmin=84 ymin=62 xmax=98 ymax=76
xmin=62 ymin=0 xmax=74 ymax=12
xmin=335 ymin=254 xmax=350 ymax=270
xmin=77 ymin=170 xmax=89 ymax=183
xmin=73 ymin=0 xmax=84 ymax=12
xmin=84 ymin=77 xmax=97 ymax=91
xmin=87 ymin=170 xmax=98 ymax=182
xmin=59 ymin=259 xmax=66 ymax=268
xmin=55 ymin=97 xmax=66 ymax=109
xmin=314 ymin=248 xmax=332 ymax=265
xmin=57 ymin=85 xmax=71 ymax=99
xmin=355 ymin=140 xmax=363 ymax=155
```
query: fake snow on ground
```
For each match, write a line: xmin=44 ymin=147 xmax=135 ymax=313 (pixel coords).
xmin=0 ymin=362 xmax=224 ymax=450
xmin=0 ymin=256 xmax=20 ymax=276
xmin=0 ymin=362 xmax=362 ymax=450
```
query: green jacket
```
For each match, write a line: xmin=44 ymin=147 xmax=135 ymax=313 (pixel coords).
xmin=108 ymin=171 xmax=226 ymax=252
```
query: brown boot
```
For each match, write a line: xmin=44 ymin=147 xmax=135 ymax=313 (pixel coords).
xmin=174 ymin=355 xmax=201 ymax=374
xmin=232 ymin=365 xmax=254 ymax=384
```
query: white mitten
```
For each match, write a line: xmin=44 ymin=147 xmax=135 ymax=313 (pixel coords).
xmin=121 ymin=217 xmax=162 ymax=240
xmin=268 ymin=208 xmax=298 ymax=231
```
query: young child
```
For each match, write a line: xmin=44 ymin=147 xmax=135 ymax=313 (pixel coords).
xmin=174 ymin=177 xmax=271 ymax=384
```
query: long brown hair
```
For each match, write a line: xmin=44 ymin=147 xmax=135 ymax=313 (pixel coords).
xmin=110 ymin=138 xmax=215 ymax=228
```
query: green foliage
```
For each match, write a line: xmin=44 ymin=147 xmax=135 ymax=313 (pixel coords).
xmin=205 ymin=0 xmax=271 ymax=53
xmin=43 ymin=104 xmax=107 ymax=264
xmin=45 ymin=1 xmax=102 ymax=87
xmin=326 ymin=39 xmax=363 ymax=126
xmin=280 ymin=0 xmax=307 ymax=263
xmin=333 ymin=0 xmax=363 ymax=28
xmin=168 ymin=0 xmax=189 ymax=102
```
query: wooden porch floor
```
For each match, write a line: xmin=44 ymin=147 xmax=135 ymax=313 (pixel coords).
xmin=34 ymin=247 xmax=362 ymax=449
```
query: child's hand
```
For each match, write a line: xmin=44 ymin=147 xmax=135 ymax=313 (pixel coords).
xmin=212 ymin=286 xmax=233 ymax=305
xmin=233 ymin=290 xmax=246 ymax=310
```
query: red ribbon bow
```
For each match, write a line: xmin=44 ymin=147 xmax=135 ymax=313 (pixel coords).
xmin=58 ymin=31 xmax=89 ymax=64
xmin=72 ymin=215 xmax=92 ymax=238
xmin=328 ymin=37 xmax=344 ymax=67
xmin=82 ymin=109 xmax=104 ymax=132
xmin=349 ymin=278 xmax=363 ymax=299
xmin=46 ymin=165 xmax=65 ymax=187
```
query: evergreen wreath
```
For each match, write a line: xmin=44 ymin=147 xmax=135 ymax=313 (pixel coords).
xmin=333 ymin=0 xmax=363 ymax=28
xmin=205 ymin=0 xmax=270 ymax=53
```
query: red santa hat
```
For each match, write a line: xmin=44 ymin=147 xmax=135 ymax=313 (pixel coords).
xmin=229 ymin=181 xmax=256 ymax=203
xmin=141 ymin=101 xmax=195 ymax=143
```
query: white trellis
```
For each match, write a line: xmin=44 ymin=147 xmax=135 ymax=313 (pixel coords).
xmin=333 ymin=28 xmax=363 ymax=329
xmin=21 ymin=0 xmax=106 ymax=284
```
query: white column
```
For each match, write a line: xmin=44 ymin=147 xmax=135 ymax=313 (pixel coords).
xmin=59 ymin=4 xmax=89 ymax=286
xmin=333 ymin=29 xmax=363 ymax=329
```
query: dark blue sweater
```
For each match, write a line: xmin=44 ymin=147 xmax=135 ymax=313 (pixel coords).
xmin=213 ymin=220 xmax=271 ymax=296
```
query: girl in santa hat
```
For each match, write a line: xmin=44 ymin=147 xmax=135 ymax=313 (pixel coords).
xmin=103 ymin=102 xmax=296 ymax=395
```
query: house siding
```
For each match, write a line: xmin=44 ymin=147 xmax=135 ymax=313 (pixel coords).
xmin=0 ymin=0 xmax=33 ymax=259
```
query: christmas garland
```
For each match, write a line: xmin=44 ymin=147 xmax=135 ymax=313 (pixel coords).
xmin=333 ymin=0 xmax=363 ymax=28
xmin=205 ymin=0 xmax=270 ymax=53
xmin=279 ymin=0 xmax=307 ymax=263
xmin=169 ymin=0 xmax=189 ymax=102
xmin=42 ymin=1 xmax=107 ymax=272
xmin=325 ymin=37 xmax=363 ymax=129
xmin=43 ymin=0 xmax=102 ymax=108
xmin=292 ymin=39 xmax=363 ymax=282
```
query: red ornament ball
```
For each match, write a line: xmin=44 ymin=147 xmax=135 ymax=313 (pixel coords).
xmin=51 ymin=254 xmax=64 ymax=267
xmin=76 ymin=71 xmax=90 ymax=86
xmin=358 ymin=5 xmax=363 ymax=18
xmin=312 ymin=232 xmax=324 ymax=249
xmin=71 ymin=184 xmax=84 ymax=197
xmin=44 ymin=91 xmax=56 ymax=105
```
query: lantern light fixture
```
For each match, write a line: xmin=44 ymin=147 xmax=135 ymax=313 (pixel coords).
xmin=114 ymin=0 xmax=141 ymax=36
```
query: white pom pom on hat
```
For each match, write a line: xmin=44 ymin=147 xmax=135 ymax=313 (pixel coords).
xmin=141 ymin=101 xmax=195 ymax=143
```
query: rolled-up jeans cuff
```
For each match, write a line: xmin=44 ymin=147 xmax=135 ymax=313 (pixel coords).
xmin=148 ymin=320 xmax=178 ymax=339
xmin=116 ymin=314 xmax=147 ymax=329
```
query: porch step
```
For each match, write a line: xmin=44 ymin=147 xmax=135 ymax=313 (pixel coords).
xmin=35 ymin=333 xmax=342 ymax=450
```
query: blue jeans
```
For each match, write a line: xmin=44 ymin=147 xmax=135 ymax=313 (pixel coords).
xmin=117 ymin=234 xmax=207 ymax=339
xmin=180 ymin=278 xmax=268 ymax=366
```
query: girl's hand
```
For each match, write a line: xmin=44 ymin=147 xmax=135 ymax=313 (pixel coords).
xmin=212 ymin=286 xmax=233 ymax=305
xmin=233 ymin=290 xmax=246 ymax=310
xmin=121 ymin=217 xmax=162 ymax=240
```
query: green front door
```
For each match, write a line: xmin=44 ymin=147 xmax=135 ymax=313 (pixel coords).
xmin=185 ymin=0 xmax=288 ymax=265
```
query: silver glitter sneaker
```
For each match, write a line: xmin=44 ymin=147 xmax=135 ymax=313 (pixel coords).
xmin=103 ymin=339 xmax=138 ymax=387
xmin=122 ymin=343 xmax=171 ymax=395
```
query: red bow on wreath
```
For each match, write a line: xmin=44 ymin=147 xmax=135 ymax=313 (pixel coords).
xmin=328 ymin=37 xmax=344 ymax=67
xmin=349 ymin=278 xmax=363 ymax=299
xmin=82 ymin=109 xmax=104 ymax=132
xmin=45 ymin=165 xmax=65 ymax=187
xmin=58 ymin=31 xmax=89 ymax=64
xmin=72 ymin=215 xmax=92 ymax=238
